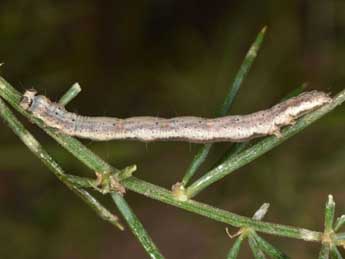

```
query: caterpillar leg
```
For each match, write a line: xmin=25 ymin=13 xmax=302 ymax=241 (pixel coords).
xmin=273 ymin=130 xmax=282 ymax=138
xmin=284 ymin=115 xmax=297 ymax=126
xmin=270 ymin=125 xmax=282 ymax=138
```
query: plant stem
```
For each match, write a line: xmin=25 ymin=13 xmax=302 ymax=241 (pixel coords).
xmin=324 ymin=195 xmax=335 ymax=233
xmin=181 ymin=26 xmax=267 ymax=186
xmin=251 ymin=232 xmax=288 ymax=259
xmin=181 ymin=143 xmax=211 ymax=185
xmin=0 ymin=77 xmax=117 ymax=174
xmin=58 ymin=82 xmax=82 ymax=106
xmin=47 ymin=173 xmax=327 ymax=243
xmin=334 ymin=215 xmax=345 ymax=232
xmin=215 ymin=83 xmax=305 ymax=168
xmin=1 ymin=77 xmax=345 ymax=248
xmin=0 ymin=78 xmax=174 ymax=256
xmin=330 ymin=245 xmax=344 ymax=259
xmin=318 ymin=243 xmax=330 ymax=259
xmin=111 ymin=193 xmax=165 ymax=259
xmin=219 ymin=26 xmax=267 ymax=116
xmin=227 ymin=234 xmax=246 ymax=259
xmin=248 ymin=233 xmax=266 ymax=259
xmin=123 ymin=177 xmax=322 ymax=242
xmin=0 ymin=87 xmax=164 ymax=256
xmin=0 ymin=97 xmax=123 ymax=230
xmin=186 ymin=89 xmax=345 ymax=198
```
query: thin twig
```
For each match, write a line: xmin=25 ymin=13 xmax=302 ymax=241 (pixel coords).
xmin=0 ymin=97 xmax=124 ymax=230
xmin=181 ymin=26 xmax=267 ymax=186
xmin=186 ymin=89 xmax=345 ymax=197
xmin=111 ymin=193 xmax=165 ymax=259
xmin=58 ymin=82 xmax=81 ymax=106
xmin=1 ymin=77 xmax=345 ymax=248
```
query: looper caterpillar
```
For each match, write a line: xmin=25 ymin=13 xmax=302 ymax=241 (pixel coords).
xmin=20 ymin=90 xmax=332 ymax=143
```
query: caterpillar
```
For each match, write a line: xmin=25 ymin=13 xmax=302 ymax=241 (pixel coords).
xmin=20 ymin=89 xmax=332 ymax=143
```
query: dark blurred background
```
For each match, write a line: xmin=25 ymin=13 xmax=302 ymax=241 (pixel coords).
xmin=0 ymin=1 xmax=344 ymax=258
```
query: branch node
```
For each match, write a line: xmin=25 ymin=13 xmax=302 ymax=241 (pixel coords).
xmin=94 ymin=171 xmax=126 ymax=195
xmin=171 ymin=182 xmax=188 ymax=201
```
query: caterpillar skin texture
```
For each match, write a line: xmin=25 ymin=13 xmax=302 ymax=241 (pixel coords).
xmin=20 ymin=90 xmax=332 ymax=143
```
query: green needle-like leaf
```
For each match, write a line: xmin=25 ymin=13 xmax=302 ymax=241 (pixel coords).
xmin=218 ymin=26 xmax=267 ymax=116
xmin=330 ymin=245 xmax=344 ymax=259
xmin=227 ymin=234 xmax=246 ymax=259
xmin=186 ymin=89 xmax=345 ymax=197
xmin=318 ymin=243 xmax=330 ymax=259
xmin=1 ymin=76 xmax=345 ymax=256
xmin=58 ymin=82 xmax=82 ymax=106
xmin=252 ymin=232 xmax=289 ymax=259
xmin=248 ymin=233 xmax=267 ymax=259
xmin=0 ymin=97 xmax=124 ymax=230
xmin=214 ymin=83 xmax=306 ymax=169
xmin=181 ymin=26 xmax=267 ymax=186
xmin=111 ymin=193 xmax=165 ymax=259
xmin=324 ymin=195 xmax=336 ymax=234
xmin=334 ymin=215 xmax=345 ymax=232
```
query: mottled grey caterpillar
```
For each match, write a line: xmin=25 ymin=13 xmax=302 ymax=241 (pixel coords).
xmin=20 ymin=89 xmax=332 ymax=143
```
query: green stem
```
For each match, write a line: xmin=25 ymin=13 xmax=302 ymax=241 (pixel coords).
xmin=0 ymin=83 xmax=164 ymax=256
xmin=186 ymin=89 xmax=345 ymax=198
xmin=248 ymin=233 xmax=266 ymax=259
xmin=212 ymin=142 xmax=249 ymax=170
xmin=0 ymin=94 xmax=164 ymax=257
xmin=318 ymin=243 xmax=330 ymax=259
xmin=334 ymin=215 xmax=345 ymax=232
xmin=215 ymin=84 xmax=305 ymax=168
xmin=0 ymin=97 xmax=123 ymax=230
xmin=227 ymin=234 xmax=247 ymax=259
xmin=123 ymin=177 xmax=322 ymax=242
xmin=181 ymin=143 xmax=212 ymax=185
xmin=251 ymin=232 xmax=288 ymax=259
xmin=324 ymin=195 xmax=335 ymax=233
xmin=0 ymin=77 xmax=117 ymax=174
xmin=58 ymin=82 xmax=82 ymax=106
xmin=2 ymin=77 xmax=345 ymax=248
xmin=111 ymin=193 xmax=165 ymax=259
xmin=218 ymin=26 xmax=267 ymax=116
xmin=330 ymin=245 xmax=344 ymax=259
xmin=181 ymin=27 xmax=267 ymax=186
xmin=50 ymin=174 xmax=327 ymax=243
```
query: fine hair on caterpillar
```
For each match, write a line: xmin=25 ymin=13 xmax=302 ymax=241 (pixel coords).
xmin=20 ymin=89 xmax=332 ymax=143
